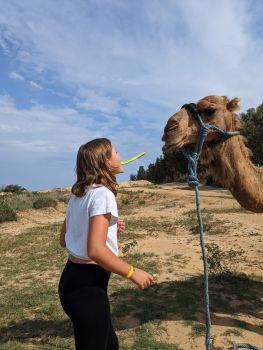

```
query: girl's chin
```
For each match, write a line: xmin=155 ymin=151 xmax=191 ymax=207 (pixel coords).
xmin=111 ymin=169 xmax=124 ymax=175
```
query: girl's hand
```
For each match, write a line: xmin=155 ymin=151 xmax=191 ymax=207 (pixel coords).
xmin=130 ymin=267 xmax=154 ymax=289
xmin=117 ymin=218 xmax=125 ymax=238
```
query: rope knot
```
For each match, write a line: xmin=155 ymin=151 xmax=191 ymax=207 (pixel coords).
xmin=191 ymin=152 xmax=199 ymax=162
xmin=201 ymin=125 xmax=209 ymax=138
xmin=188 ymin=174 xmax=199 ymax=188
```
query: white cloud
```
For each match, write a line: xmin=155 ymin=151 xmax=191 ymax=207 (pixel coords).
xmin=0 ymin=93 xmax=159 ymax=187
xmin=29 ymin=81 xmax=43 ymax=89
xmin=0 ymin=0 xmax=263 ymax=188
xmin=0 ymin=93 xmax=93 ymax=153
xmin=0 ymin=0 xmax=262 ymax=113
xmin=9 ymin=71 xmax=24 ymax=80
xmin=75 ymin=89 xmax=121 ymax=114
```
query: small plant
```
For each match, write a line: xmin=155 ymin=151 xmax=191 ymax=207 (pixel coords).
xmin=144 ymin=184 xmax=163 ymax=189
xmin=33 ymin=196 xmax=57 ymax=209
xmin=55 ymin=192 xmax=71 ymax=204
xmin=124 ymin=217 xmax=177 ymax=236
xmin=177 ymin=209 xmax=230 ymax=235
xmin=206 ymin=243 xmax=224 ymax=275
xmin=184 ymin=320 xmax=206 ymax=337
xmin=205 ymin=243 xmax=245 ymax=277
xmin=223 ymin=328 xmax=243 ymax=337
xmin=0 ymin=200 xmax=17 ymax=223
xmin=3 ymin=184 xmax=26 ymax=194
xmin=121 ymin=240 xmax=138 ymax=254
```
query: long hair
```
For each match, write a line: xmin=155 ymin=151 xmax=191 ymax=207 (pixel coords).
xmin=71 ymin=138 xmax=118 ymax=197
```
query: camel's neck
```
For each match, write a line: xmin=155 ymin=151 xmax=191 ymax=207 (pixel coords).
xmin=201 ymin=136 xmax=263 ymax=213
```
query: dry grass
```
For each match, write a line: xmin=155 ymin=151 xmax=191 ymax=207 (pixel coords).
xmin=0 ymin=182 xmax=262 ymax=349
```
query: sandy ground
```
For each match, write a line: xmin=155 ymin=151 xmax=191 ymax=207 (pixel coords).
xmin=1 ymin=180 xmax=262 ymax=349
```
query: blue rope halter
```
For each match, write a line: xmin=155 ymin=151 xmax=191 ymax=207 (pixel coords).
xmin=180 ymin=103 xmax=260 ymax=350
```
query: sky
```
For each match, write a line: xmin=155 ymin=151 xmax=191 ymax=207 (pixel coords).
xmin=0 ymin=0 xmax=263 ymax=190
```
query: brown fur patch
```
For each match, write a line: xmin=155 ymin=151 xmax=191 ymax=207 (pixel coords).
xmin=227 ymin=98 xmax=241 ymax=112
xmin=197 ymin=95 xmax=241 ymax=113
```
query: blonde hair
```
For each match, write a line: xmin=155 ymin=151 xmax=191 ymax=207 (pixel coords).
xmin=71 ymin=138 xmax=118 ymax=197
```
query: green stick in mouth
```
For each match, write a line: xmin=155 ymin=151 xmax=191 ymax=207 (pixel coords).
xmin=121 ymin=152 xmax=146 ymax=165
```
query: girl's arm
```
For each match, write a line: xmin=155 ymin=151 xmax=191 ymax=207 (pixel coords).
xmin=59 ymin=219 xmax=66 ymax=248
xmin=88 ymin=214 xmax=131 ymax=276
xmin=88 ymin=213 xmax=154 ymax=289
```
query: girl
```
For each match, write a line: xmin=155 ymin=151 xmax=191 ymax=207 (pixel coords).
xmin=58 ymin=138 xmax=154 ymax=350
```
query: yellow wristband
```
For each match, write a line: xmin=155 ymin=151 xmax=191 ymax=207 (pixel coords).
xmin=126 ymin=266 xmax=134 ymax=279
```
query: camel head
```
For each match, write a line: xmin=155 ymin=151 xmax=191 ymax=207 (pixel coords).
xmin=162 ymin=95 xmax=243 ymax=153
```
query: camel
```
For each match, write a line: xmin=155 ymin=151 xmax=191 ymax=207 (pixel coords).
xmin=162 ymin=95 xmax=263 ymax=213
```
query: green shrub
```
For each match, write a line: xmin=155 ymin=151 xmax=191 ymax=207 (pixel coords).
xmin=1 ymin=190 xmax=70 ymax=212
xmin=3 ymin=184 xmax=26 ymax=194
xmin=0 ymin=200 xmax=17 ymax=223
xmin=121 ymin=240 xmax=138 ymax=254
xmin=206 ymin=243 xmax=224 ymax=275
xmin=206 ymin=243 xmax=245 ymax=277
xmin=3 ymin=192 xmax=36 ymax=211
xmin=121 ymin=199 xmax=130 ymax=205
xmin=54 ymin=192 xmax=70 ymax=204
xmin=177 ymin=209 xmax=230 ymax=235
xmin=33 ymin=196 xmax=57 ymax=209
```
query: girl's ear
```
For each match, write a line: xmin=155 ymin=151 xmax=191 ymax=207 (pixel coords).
xmin=226 ymin=98 xmax=241 ymax=112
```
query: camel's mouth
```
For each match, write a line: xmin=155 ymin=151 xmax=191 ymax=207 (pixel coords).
xmin=162 ymin=118 xmax=186 ymax=154
xmin=162 ymin=138 xmax=186 ymax=154
xmin=162 ymin=143 xmax=178 ymax=154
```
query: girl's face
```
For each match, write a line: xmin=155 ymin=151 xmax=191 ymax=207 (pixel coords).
xmin=107 ymin=144 xmax=124 ymax=174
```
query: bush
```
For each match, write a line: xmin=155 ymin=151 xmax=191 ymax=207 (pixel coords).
xmin=0 ymin=200 xmax=17 ymax=223
xmin=54 ymin=192 xmax=71 ymax=204
xmin=241 ymin=103 xmax=263 ymax=166
xmin=0 ymin=190 xmax=69 ymax=213
xmin=33 ymin=196 xmax=57 ymax=209
xmin=206 ymin=243 xmax=224 ymax=275
xmin=205 ymin=243 xmax=245 ymax=277
xmin=3 ymin=192 xmax=36 ymax=211
xmin=3 ymin=184 xmax=27 ymax=194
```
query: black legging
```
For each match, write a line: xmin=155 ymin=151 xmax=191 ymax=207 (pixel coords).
xmin=58 ymin=259 xmax=119 ymax=350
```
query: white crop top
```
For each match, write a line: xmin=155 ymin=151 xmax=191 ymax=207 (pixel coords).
xmin=65 ymin=184 xmax=119 ymax=260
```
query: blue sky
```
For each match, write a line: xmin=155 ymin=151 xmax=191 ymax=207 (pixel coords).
xmin=0 ymin=0 xmax=263 ymax=190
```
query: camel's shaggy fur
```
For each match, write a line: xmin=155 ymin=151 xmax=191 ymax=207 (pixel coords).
xmin=162 ymin=95 xmax=263 ymax=213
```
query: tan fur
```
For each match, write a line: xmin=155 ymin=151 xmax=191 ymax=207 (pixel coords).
xmin=162 ymin=95 xmax=263 ymax=213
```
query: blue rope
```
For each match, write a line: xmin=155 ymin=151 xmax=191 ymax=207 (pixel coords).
xmin=181 ymin=114 xmax=260 ymax=350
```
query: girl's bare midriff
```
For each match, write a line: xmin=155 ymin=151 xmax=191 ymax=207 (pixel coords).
xmin=68 ymin=253 xmax=98 ymax=265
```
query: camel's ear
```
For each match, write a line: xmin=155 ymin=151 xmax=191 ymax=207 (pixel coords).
xmin=226 ymin=98 xmax=240 ymax=112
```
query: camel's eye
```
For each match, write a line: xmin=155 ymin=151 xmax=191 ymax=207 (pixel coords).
xmin=203 ymin=108 xmax=215 ymax=117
